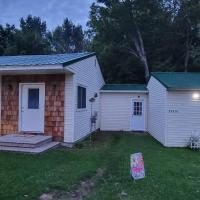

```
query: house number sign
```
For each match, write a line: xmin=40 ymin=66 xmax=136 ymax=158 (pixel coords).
xmin=168 ymin=109 xmax=178 ymax=113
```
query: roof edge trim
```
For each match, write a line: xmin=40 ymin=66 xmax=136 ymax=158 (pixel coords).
xmin=63 ymin=52 xmax=96 ymax=67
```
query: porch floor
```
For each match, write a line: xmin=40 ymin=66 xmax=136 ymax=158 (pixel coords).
xmin=0 ymin=134 xmax=60 ymax=154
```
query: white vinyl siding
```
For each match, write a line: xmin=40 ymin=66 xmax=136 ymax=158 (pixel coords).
xmin=64 ymin=56 xmax=104 ymax=142
xmin=147 ymin=77 xmax=167 ymax=145
xmin=166 ymin=91 xmax=200 ymax=147
xmin=100 ymin=92 xmax=147 ymax=131
xmin=64 ymin=73 xmax=76 ymax=143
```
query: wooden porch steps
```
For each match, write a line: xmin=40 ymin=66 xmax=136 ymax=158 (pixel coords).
xmin=0 ymin=134 xmax=60 ymax=154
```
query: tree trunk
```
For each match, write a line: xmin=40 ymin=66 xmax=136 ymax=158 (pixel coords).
xmin=184 ymin=49 xmax=189 ymax=72
xmin=142 ymin=56 xmax=150 ymax=82
xmin=184 ymin=17 xmax=192 ymax=72
xmin=130 ymin=24 xmax=150 ymax=82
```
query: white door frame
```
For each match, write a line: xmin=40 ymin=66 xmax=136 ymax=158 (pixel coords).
xmin=18 ymin=83 xmax=45 ymax=133
xmin=130 ymin=98 xmax=146 ymax=131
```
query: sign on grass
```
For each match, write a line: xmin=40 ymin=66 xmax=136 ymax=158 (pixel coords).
xmin=130 ymin=152 xmax=145 ymax=180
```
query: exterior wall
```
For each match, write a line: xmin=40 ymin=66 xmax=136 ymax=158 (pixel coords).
xmin=166 ymin=91 xmax=200 ymax=147
xmin=1 ymin=74 xmax=65 ymax=141
xmin=100 ymin=92 xmax=148 ymax=131
xmin=147 ymin=77 xmax=167 ymax=145
xmin=64 ymin=73 xmax=75 ymax=143
xmin=64 ymin=56 xmax=104 ymax=143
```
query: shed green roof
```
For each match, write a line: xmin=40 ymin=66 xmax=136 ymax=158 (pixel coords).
xmin=0 ymin=52 xmax=95 ymax=66
xmin=101 ymin=84 xmax=147 ymax=91
xmin=151 ymin=72 xmax=200 ymax=90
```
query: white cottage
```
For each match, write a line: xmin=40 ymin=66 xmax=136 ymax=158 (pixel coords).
xmin=0 ymin=52 xmax=104 ymax=149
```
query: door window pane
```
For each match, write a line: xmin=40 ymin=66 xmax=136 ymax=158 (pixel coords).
xmin=133 ymin=101 xmax=142 ymax=116
xmin=28 ymin=88 xmax=39 ymax=109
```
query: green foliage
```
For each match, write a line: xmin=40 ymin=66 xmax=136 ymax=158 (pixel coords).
xmin=0 ymin=133 xmax=200 ymax=200
xmin=0 ymin=15 xmax=85 ymax=56
xmin=16 ymin=15 xmax=51 ymax=55
xmin=49 ymin=18 xmax=84 ymax=53
xmin=1 ymin=1 xmax=200 ymax=83
xmin=88 ymin=0 xmax=200 ymax=83
xmin=0 ymin=24 xmax=17 ymax=55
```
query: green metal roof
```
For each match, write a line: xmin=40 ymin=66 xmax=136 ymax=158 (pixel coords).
xmin=0 ymin=52 xmax=95 ymax=66
xmin=151 ymin=72 xmax=200 ymax=90
xmin=101 ymin=84 xmax=147 ymax=91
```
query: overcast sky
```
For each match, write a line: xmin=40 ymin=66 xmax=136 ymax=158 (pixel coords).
xmin=0 ymin=0 xmax=94 ymax=30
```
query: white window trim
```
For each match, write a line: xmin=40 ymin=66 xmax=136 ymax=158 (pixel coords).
xmin=18 ymin=82 xmax=45 ymax=133
xmin=130 ymin=97 xmax=146 ymax=131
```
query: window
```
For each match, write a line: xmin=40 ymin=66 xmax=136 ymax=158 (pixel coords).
xmin=77 ymin=86 xmax=86 ymax=109
xmin=28 ymin=88 xmax=39 ymax=109
xmin=133 ymin=101 xmax=142 ymax=116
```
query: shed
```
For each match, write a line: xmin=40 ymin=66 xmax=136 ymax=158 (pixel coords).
xmin=100 ymin=84 xmax=148 ymax=132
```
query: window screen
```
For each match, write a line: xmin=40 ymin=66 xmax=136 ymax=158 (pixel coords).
xmin=77 ymin=86 xmax=86 ymax=109
xmin=28 ymin=88 xmax=39 ymax=109
xmin=133 ymin=101 xmax=142 ymax=116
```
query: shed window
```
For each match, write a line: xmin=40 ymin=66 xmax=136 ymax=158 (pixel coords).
xmin=77 ymin=86 xmax=86 ymax=109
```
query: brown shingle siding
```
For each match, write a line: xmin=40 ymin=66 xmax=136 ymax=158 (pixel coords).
xmin=1 ymin=74 xmax=65 ymax=141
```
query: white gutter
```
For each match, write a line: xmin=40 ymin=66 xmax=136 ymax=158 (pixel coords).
xmin=0 ymin=64 xmax=75 ymax=75
xmin=0 ymin=64 xmax=63 ymax=71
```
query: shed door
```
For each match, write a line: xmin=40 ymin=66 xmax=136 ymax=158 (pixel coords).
xmin=131 ymin=99 xmax=145 ymax=131
xmin=20 ymin=84 xmax=45 ymax=133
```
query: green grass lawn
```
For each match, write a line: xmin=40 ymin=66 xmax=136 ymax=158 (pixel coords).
xmin=0 ymin=132 xmax=200 ymax=200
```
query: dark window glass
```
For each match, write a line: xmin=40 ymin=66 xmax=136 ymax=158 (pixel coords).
xmin=28 ymin=88 xmax=39 ymax=109
xmin=77 ymin=86 xmax=86 ymax=109
xmin=133 ymin=101 xmax=142 ymax=116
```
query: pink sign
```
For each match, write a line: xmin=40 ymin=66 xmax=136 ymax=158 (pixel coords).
xmin=130 ymin=153 xmax=145 ymax=180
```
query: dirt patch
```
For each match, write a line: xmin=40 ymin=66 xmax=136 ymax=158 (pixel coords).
xmin=39 ymin=168 xmax=104 ymax=200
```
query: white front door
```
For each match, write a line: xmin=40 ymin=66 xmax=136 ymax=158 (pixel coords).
xmin=20 ymin=83 xmax=45 ymax=133
xmin=131 ymin=99 xmax=145 ymax=131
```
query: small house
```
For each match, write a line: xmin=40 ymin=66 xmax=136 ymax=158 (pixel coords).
xmin=0 ymin=53 xmax=104 ymax=147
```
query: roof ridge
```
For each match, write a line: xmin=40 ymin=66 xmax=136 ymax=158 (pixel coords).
xmin=0 ymin=52 xmax=96 ymax=66
xmin=0 ymin=52 xmax=94 ymax=58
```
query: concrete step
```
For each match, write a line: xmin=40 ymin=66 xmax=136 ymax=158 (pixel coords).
xmin=0 ymin=142 xmax=60 ymax=154
xmin=0 ymin=134 xmax=52 ymax=148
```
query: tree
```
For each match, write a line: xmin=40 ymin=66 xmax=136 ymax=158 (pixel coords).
xmin=15 ymin=15 xmax=51 ymax=55
xmin=50 ymin=18 xmax=84 ymax=53
xmin=88 ymin=0 xmax=200 ymax=83
xmin=172 ymin=0 xmax=200 ymax=71
xmin=0 ymin=16 xmax=86 ymax=55
xmin=0 ymin=24 xmax=17 ymax=55
xmin=88 ymin=0 xmax=171 ymax=82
